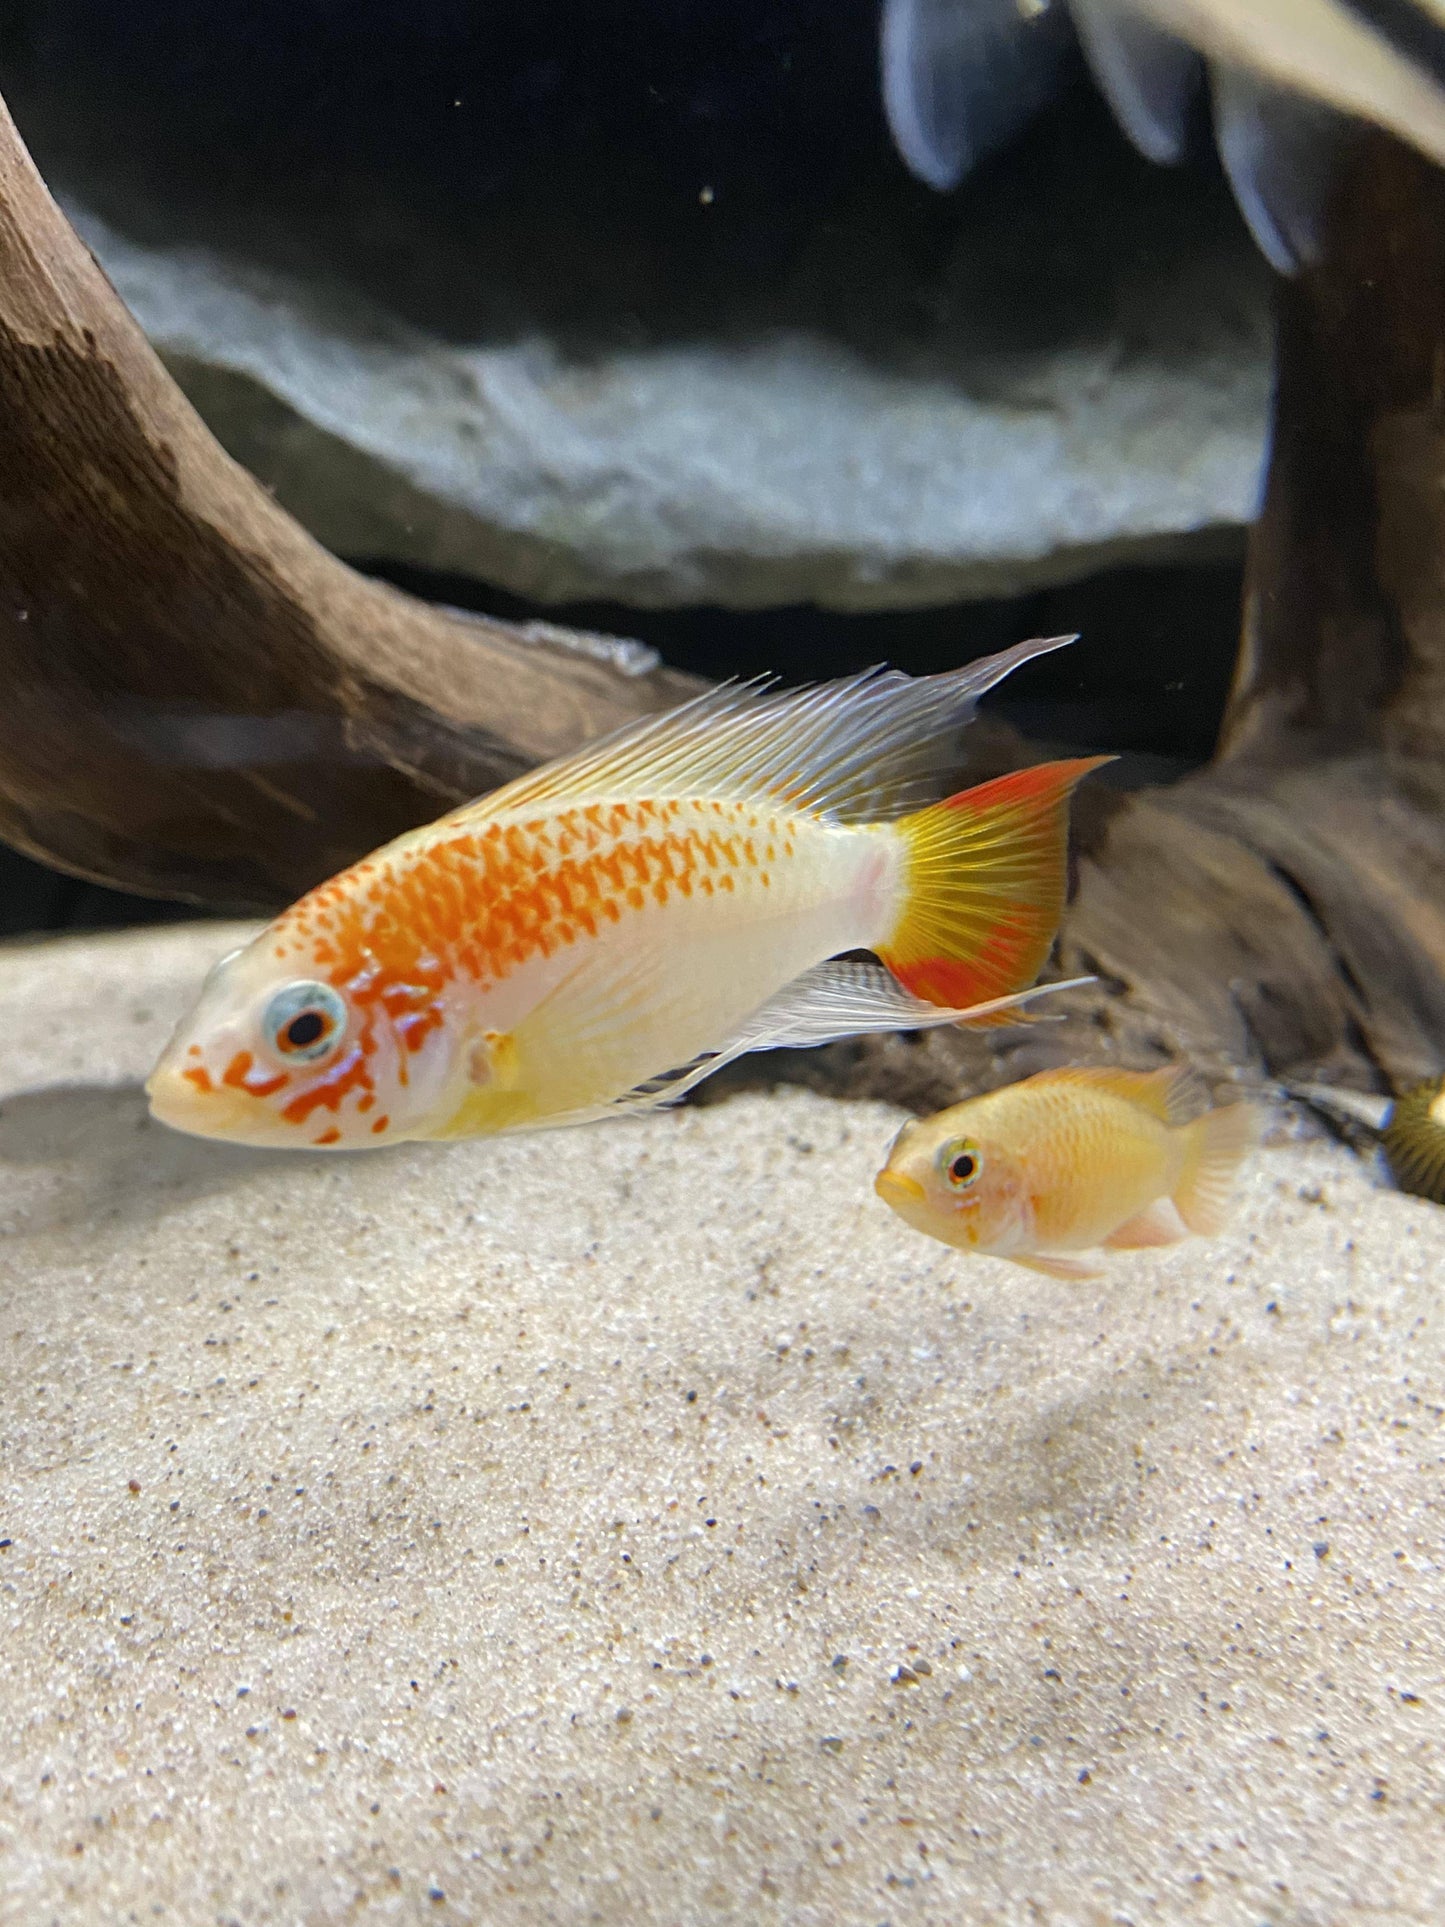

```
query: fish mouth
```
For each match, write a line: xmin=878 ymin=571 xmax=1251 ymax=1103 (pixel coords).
xmin=146 ymin=1062 xmax=238 ymax=1141
xmin=146 ymin=1052 xmax=274 ymax=1145
xmin=875 ymin=1168 xmax=927 ymax=1207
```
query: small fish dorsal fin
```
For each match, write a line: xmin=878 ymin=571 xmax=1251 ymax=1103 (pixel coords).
xmin=441 ymin=636 xmax=1077 ymax=826
xmin=1037 ymin=1064 xmax=1206 ymax=1126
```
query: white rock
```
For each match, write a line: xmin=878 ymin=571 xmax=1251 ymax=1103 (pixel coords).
xmin=70 ymin=200 xmax=1271 ymax=611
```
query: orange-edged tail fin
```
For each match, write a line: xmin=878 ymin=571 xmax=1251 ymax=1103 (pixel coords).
xmin=876 ymin=756 xmax=1112 ymax=1010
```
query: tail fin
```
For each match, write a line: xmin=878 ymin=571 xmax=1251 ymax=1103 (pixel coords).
xmin=876 ymin=757 xmax=1111 ymax=1010
xmin=1171 ymin=1102 xmax=1261 ymax=1237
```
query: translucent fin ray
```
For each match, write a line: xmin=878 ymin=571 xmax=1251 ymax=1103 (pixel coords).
xmin=568 ymin=962 xmax=1096 ymax=1125
xmin=443 ymin=635 xmax=1079 ymax=827
xmin=1103 ymin=1199 xmax=1190 ymax=1248
xmin=1026 ymin=1062 xmax=1208 ymax=1125
xmin=1011 ymin=1253 xmax=1103 ymax=1282
xmin=1172 ymin=1100 xmax=1261 ymax=1236
xmin=879 ymin=756 xmax=1112 ymax=1010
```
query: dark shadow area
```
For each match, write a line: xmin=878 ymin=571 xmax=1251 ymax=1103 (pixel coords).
xmin=0 ymin=2 xmax=1251 ymax=359
xmin=0 ymin=844 xmax=206 ymax=939
xmin=0 ymin=1082 xmax=287 ymax=1233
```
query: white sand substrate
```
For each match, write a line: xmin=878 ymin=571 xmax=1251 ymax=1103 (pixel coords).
xmin=0 ymin=924 xmax=1442 ymax=1926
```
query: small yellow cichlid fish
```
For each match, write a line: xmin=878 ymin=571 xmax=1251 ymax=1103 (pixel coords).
xmin=148 ymin=636 xmax=1108 ymax=1150
xmin=875 ymin=1065 xmax=1260 ymax=1279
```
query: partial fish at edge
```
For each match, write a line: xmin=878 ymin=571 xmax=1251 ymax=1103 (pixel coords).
xmin=880 ymin=0 xmax=1076 ymax=190
xmin=446 ymin=633 xmax=1079 ymax=827
xmin=884 ymin=0 xmax=1445 ymax=274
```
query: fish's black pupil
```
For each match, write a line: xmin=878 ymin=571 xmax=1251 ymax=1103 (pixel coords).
xmin=950 ymin=1153 xmax=976 ymax=1182
xmin=285 ymin=1010 xmax=326 ymax=1049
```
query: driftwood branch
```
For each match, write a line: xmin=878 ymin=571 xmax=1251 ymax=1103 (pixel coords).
xmin=717 ymin=132 xmax=1445 ymax=1109
xmin=0 ymin=92 xmax=699 ymax=910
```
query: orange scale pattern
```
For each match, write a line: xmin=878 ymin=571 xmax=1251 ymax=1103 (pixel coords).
xmin=284 ymin=798 xmax=785 ymax=1006
xmin=257 ymin=797 xmax=796 ymax=1142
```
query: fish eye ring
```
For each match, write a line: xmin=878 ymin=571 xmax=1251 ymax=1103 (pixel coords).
xmin=944 ymin=1140 xmax=983 ymax=1189
xmin=262 ymin=980 xmax=348 ymax=1064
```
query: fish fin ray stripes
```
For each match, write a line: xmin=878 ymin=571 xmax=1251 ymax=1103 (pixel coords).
xmin=1070 ymin=0 xmax=1201 ymax=163
xmin=1211 ymin=66 xmax=1343 ymax=273
xmin=877 ymin=756 xmax=1112 ymax=1009
xmin=1102 ymin=1198 xmax=1191 ymax=1249
xmin=710 ymin=960 xmax=1096 ymax=1055
xmin=437 ymin=637 xmax=1079 ymax=828
xmin=1014 ymin=1062 xmax=1208 ymax=1125
xmin=1010 ymin=1253 xmax=1103 ymax=1281
xmin=880 ymin=0 xmax=1075 ymax=192
xmin=532 ymin=963 xmax=1099 ymax=1129
xmin=1171 ymin=1099 xmax=1261 ymax=1236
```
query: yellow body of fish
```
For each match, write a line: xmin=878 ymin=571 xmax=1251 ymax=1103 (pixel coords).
xmin=147 ymin=637 xmax=1107 ymax=1150
xmin=875 ymin=1065 xmax=1260 ymax=1279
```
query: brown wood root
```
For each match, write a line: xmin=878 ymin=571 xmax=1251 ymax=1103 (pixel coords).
xmin=0 ymin=92 xmax=700 ymax=912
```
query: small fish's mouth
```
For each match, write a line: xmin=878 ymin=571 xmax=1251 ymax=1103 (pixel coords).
xmin=875 ymin=1168 xmax=927 ymax=1207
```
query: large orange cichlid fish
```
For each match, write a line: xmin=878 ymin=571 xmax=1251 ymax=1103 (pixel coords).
xmin=147 ymin=636 xmax=1107 ymax=1150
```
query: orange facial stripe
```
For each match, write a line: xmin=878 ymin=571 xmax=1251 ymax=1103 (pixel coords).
xmin=182 ymin=1066 xmax=215 ymax=1094
xmin=281 ymin=1047 xmax=372 ymax=1124
xmin=221 ymin=1050 xmax=290 ymax=1098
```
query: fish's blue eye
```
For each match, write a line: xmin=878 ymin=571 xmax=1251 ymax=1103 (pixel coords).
xmin=263 ymin=981 xmax=347 ymax=1064
xmin=944 ymin=1141 xmax=982 ymax=1189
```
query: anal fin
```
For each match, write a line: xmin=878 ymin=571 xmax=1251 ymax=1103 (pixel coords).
xmin=571 ymin=961 xmax=1095 ymax=1127
xmin=1009 ymin=1253 xmax=1102 ymax=1282
xmin=1102 ymin=1198 xmax=1189 ymax=1250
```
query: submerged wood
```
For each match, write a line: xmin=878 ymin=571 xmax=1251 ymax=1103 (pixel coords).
xmin=716 ymin=131 xmax=1445 ymax=1106
xmin=0 ymin=93 xmax=699 ymax=911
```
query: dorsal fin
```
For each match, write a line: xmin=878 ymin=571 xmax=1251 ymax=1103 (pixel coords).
xmin=438 ymin=636 xmax=1077 ymax=827
xmin=1036 ymin=1063 xmax=1206 ymax=1125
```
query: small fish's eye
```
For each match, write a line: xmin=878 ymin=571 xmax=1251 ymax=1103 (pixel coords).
xmin=944 ymin=1141 xmax=982 ymax=1189
xmin=262 ymin=981 xmax=348 ymax=1064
